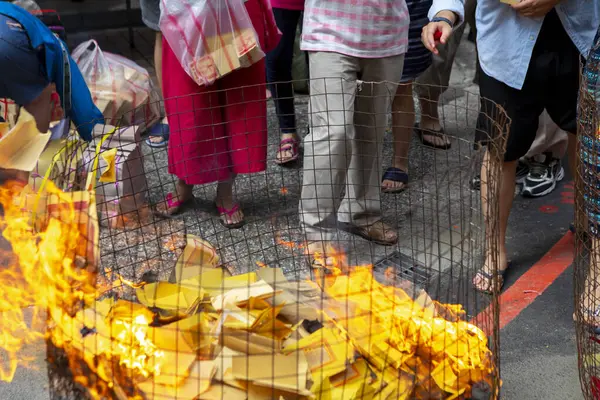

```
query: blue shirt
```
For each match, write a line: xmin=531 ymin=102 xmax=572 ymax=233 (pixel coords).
xmin=429 ymin=0 xmax=600 ymax=90
xmin=0 ymin=3 xmax=103 ymax=141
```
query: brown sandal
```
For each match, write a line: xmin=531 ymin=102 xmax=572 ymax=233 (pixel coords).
xmin=346 ymin=221 xmax=398 ymax=245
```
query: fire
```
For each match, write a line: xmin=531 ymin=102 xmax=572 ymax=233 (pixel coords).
xmin=115 ymin=314 xmax=164 ymax=377
xmin=0 ymin=181 xmax=96 ymax=381
xmin=0 ymin=181 xmax=164 ymax=390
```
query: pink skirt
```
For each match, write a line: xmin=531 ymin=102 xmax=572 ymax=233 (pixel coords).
xmin=162 ymin=0 xmax=268 ymax=185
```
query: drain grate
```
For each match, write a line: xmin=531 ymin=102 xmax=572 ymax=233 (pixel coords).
xmin=374 ymin=251 xmax=431 ymax=288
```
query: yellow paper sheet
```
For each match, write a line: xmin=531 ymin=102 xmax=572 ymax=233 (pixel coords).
xmin=174 ymin=234 xmax=220 ymax=282
xmin=0 ymin=108 xmax=51 ymax=171
xmin=212 ymin=280 xmax=278 ymax=311
xmin=99 ymin=147 xmax=118 ymax=182
xmin=136 ymin=282 xmax=202 ymax=313
xmin=232 ymin=351 xmax=311 ymax=396
xmin=137 ymin=360 xmax=215 ymax=399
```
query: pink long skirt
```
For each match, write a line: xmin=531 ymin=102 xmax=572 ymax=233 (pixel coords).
xmin=162 ymin=0 xmax=268 ymax=185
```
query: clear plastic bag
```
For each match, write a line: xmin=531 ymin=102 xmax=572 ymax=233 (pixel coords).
xmin=71 ymin=40 xmax=161 ymax=131
xmin=159 ymin=0 xmax=265 ymax=87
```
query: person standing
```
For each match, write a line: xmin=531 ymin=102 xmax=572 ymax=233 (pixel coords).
xmin=157 ymin=0 xmax=280 ymax=228
xmin=422 ymin=0 xmax=599 ymax=293
xmin=140 ymin=0 xmax=169 ymax=148
xmin=299 ymin=0 xmax=409 ymax=266
xmin=267 ymin=0 xmax=304 ymax=165
xmin=381 ymin=0 xmax=433 ymax=193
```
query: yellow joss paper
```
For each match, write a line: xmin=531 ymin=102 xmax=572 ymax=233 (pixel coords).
xmin=99 ymin=147 xmax=117 ymax=182
xmin=175 ymin=234 xmax=220 ymax=282
xmin=136 ymin=281 xmax=202 ymax=313
xmin=212 ymin=280 xmax=277 ymax=311
xmin=138 ymin=360 xmax=215 ymax=399
xmin=284 ymin=328 xmax=353 ymax=382
xmin=108 ymin=299 xmax=154 ymax=323
xmin=328 ymin=358 xmax=376 ymax=400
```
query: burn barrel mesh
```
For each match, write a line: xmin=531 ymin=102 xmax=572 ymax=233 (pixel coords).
xmin=36 ymin=81 xmax=508 ymax=400
xmin=575 ymin=48 xmax=600 ymax=400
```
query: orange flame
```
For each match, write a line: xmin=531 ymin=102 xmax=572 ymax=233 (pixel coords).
xmin=0 ymin=181 xmax=164 ymax=390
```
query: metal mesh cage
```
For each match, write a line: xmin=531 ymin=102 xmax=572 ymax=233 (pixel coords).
xmin=1 ymin=79 xmax=507 ymax=399
xmin=575 ymin=36 xmax=600 ymax=400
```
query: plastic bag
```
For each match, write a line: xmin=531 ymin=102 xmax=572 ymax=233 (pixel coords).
xmin=159 ymin=0 xmax=265 ymax=87
xmin=71 ymin=40 xmax=160 ymax=131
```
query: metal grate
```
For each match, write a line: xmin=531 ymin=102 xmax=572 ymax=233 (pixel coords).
xmin=374 ymin=251 xmax=431 ymax=288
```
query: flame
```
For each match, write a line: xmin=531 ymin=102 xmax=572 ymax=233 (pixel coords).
xmin=114 ymin=314 xmax=164 ymax=377
xmin=0 ymin=181 xmax=164 ymax=392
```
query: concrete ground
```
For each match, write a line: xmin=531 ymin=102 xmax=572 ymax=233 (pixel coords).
xmin=0 ymin=24 xmax=586 ymax=399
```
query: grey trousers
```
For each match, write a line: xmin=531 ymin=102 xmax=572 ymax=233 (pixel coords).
xmin=300 ymin=51 xmax=404 ymax=242
xmin=415 ymin=0 xmax=477 ymax=98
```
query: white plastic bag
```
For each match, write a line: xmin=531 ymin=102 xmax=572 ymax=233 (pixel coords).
xmin=159 ymin=0 xmax=265 ymax=87
xmin=72 ymin=40 xmax=161 ymax=131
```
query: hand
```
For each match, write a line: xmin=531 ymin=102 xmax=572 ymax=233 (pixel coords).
xmin=511 ymin=0 xmax=559 ymax=18
xmin=50 ymin=90 xmax=64 ymax=122
xmin=421 ymin=12 xmax=456 ymax=55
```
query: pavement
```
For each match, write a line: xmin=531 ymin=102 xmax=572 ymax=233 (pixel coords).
xmin=0 ymin=25 xmax=587 ymax=400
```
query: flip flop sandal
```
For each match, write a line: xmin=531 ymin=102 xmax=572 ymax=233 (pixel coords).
xmin=145 ymin=123 xmax=170 ymax=148
xmin=275 ymin=138 xmax=300 ymax=165
xmin=381 ymin=167 xmax=409 ymax=194
xmin=346 ymin=222 xmax=398 ymax=246
xmin=473 ymin=264 xmax=510 ymax=294
xmin=414 ymin=124 xmax=452 ymax=150
xmin=155 ymin=192 xmax=195 ymax=218
xmin=217 ymin=204 xmax=245 ymax=229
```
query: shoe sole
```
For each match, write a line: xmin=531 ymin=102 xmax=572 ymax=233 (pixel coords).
xmin=522 ymin=167 xmax=565 ymax=198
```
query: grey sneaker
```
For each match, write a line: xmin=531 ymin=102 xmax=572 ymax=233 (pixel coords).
xmin=521 ymin=152 xmax=564 ymax=197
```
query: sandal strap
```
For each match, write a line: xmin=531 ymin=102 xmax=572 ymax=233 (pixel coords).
xmin=382 ymin=167 xmax=409 ymax=183
xmin=166 ymin=192 xmax=183 ymax=209
xmin=217 ymin=204 xmax=241 ymax=216
xmin=278 ymin=138 xmax=299 ymax=148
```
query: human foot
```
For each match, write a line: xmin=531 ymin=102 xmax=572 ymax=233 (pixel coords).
xmin=275 ymin=134 xmax=300 ymax=165
xmin=381 ymin=167 xmax=409 ymax=193
xmin=415 ymin=123 xmax=451 ymax=149
xmin=473 ymin=252 xmax=509 ymax=294
xmin=155 ymin=181 xmax=194 ymax=217
xmin=216 ymin=181 xmax=244 ymax=228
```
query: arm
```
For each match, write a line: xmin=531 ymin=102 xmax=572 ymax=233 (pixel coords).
xmin=64 ymin=54 xmax=104 ymax=142
xmin=422 ymin=0 xmax=464 ymax=54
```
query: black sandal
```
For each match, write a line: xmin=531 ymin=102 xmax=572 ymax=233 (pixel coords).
xmin=381 ymin=167 xmax=409 ymax=194
xmin=415 ymin=124 xmax=452 ymax=150
xmin=473 ymin=264 xmax=510 ymax=294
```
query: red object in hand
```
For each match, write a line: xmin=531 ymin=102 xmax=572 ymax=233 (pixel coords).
xmin=434 ymin=30 xmax=442 ymax=41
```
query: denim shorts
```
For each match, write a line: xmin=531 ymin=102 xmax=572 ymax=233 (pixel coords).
xmin=0 ymin=14 xmax=49 ymax=106
xmin=140 ymin=0 xmax=160 ymax=31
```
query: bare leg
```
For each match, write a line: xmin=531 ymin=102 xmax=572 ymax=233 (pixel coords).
xmin=382 ymin=82 xmax=414 ymax=192
xmin=474 ymin=150 xmax=514 ymax=291
xmin=149 ymin=32 xmax=168 ymax=144
xmin=418 ymin=91 xmax=452 ymax=148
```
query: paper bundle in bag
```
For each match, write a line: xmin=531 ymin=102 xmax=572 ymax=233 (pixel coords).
xmin=72 ymin=40 xmax=160 ymax=132
xmin=83 ymin=125 xmax=148 ymax=226
xmin=160 ymin=0 xmax=266 ymax=87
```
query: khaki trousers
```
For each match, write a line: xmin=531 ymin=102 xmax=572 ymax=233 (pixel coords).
xmin=300 ymin=51 xmax=404 ymax=242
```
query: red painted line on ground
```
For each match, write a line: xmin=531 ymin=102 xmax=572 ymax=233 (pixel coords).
xmin=472 ymin=232 xmax=574 ymax=335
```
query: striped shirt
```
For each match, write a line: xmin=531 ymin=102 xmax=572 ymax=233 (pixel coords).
xmin=300 ymin=0 xmax=410 ymax=59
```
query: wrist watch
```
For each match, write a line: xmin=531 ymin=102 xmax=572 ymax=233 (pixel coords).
xmin=431 ymin=16 xmax=454 ymax=28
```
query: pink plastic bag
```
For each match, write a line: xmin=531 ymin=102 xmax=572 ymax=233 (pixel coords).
xmin=159 ymin=0 xmax=266 ymax=87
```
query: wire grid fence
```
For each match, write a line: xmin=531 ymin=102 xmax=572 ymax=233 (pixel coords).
xmin=24 ymin=79 xmax=509 ymax=399
xmin=575 ymin=41 xmax=600 ymax=400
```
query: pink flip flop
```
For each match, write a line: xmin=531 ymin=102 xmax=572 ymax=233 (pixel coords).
xmin=275 ymin=137 xmax=300 ymax=165
xmin=155 ymin=192 xmax=194 ymax=218
xmin=217 ymin=204 xmax=245 ymax=229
